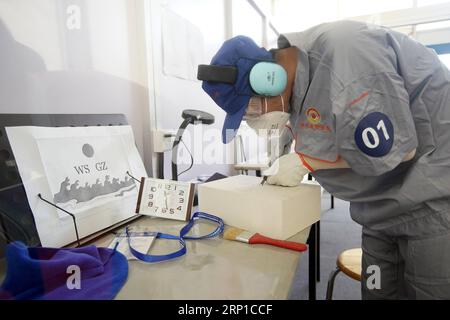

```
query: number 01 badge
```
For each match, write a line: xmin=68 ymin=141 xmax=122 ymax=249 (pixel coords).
xmin=354 ymin=112 xmax=394 ymax=158
xmin=135 ymin=178 xmax=195 ymax=221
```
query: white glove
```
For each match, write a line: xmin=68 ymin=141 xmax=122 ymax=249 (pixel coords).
xmin=263 ymin=153 xmax=309 ymax=187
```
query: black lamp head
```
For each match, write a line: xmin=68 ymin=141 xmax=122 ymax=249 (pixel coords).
xmin=182 ymin=110 xmax=215 ymax=125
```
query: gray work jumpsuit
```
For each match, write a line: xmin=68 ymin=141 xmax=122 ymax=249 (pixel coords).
xmin=279 ymin=20 xmax=450 ymax=299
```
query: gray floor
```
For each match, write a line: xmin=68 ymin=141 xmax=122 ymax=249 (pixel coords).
xmin=289 ymin=193 xmax=363 ymax=300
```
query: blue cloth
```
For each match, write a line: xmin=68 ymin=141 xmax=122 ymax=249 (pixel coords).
xmin=0 ymin=242 xmax=128 ymax=300
xmin=201 ymin=36 xmax=273 ymax=144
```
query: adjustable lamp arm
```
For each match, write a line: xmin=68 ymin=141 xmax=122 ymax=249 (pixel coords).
xmin=171 ymin=110 xmax=215 ymax=181
xmin=171 ymin=118 xmax=191 ymax=181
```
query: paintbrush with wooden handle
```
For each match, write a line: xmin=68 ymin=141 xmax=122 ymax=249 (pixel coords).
xmin=223 ymin=227 xmax=308 ymax=252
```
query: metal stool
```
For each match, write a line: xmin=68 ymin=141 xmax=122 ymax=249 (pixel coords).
xmin=326 ymin=248 xmax=362 ymax=300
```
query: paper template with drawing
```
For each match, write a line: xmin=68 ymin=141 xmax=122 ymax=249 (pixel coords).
xmin=36 ymin=135 xmax=137 ymax=215
xmin=6 ymin=126 xmax=148 ymax=247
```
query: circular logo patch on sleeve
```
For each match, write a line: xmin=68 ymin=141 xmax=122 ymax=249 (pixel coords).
xmin=354 ymin=112 xmax=394 ymax=158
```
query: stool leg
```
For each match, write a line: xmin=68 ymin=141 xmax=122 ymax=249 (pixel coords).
xmin=326 ymin=268 xmax=341 ymax=300
xmin=317 ymin=221 xmax=320 ymax=282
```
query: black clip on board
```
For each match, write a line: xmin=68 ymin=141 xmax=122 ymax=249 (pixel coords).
xmin=0 ymin=114 xmax=141 ymax=253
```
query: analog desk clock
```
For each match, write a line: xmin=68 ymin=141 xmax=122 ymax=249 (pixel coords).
xmin=135 ymin=178 xmax=195 ymax=221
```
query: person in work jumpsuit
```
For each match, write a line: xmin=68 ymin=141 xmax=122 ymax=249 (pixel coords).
xmin=201 ymin=20 xmax=450 ymax=300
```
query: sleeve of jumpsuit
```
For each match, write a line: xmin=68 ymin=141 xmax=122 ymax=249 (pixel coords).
xmin=333 ymin=71 xmax=418 ymax=177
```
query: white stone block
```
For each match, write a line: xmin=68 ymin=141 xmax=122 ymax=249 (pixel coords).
xmin=198 ymin=175 xmax=321 ymax=240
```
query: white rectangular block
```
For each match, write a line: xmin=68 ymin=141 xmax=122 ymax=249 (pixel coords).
xmin=198 ymin=175 xmax=321 ymax=240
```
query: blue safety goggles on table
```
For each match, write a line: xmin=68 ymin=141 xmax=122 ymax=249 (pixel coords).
xmin=124 ymin=212 xmax=225 ymax=263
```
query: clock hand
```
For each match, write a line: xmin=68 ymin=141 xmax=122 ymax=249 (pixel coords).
xmin=164 ymin=191 xmax=168 ymax=209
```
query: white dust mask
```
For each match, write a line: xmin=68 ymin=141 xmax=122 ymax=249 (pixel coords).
xmin=245 ymin=96 xmax=290 ymax=135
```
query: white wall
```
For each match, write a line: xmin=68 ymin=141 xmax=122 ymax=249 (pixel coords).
xmin=0 ymin=0 xmax=152 ymax=170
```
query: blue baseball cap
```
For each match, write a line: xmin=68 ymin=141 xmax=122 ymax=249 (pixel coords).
xmin=201 ymin=36 xmax=273 ymax=144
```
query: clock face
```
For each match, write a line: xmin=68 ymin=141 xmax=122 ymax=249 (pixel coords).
xmin=136 ymin=178 xmax=194 ymax=221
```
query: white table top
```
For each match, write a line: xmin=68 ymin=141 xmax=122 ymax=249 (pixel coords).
xmin=0 ymin=216 xmax=311 ymax=300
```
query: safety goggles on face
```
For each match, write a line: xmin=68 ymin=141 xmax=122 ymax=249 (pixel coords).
xmin=243 ymin=95 xmax=285 ymax=120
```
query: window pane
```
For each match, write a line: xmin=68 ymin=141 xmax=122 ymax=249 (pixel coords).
xmin=272 ymin=0 xmax=339 ymax=33
xmin=439 ymin=53 xmax=450 ymax=69
xmin=417 ymin=20 xmax=450 ymax=31
xmin=392 ymin=26 xmax=414 ymax=35
xmin=232 ymin=0 xmax=263 ymax=45
xmin=417 ymin=0 xmax=450 ymax=7
xmin=254 ymin=0 xmax=274 ymax=17
xmin=340 ymin=0 xmax=414 ymax=17
xmin=267 ymin=26 xmax=279 ymax=49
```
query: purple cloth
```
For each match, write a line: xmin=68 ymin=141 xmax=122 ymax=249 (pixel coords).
xmin=0 ymin=242 xmax=128 ymax=300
